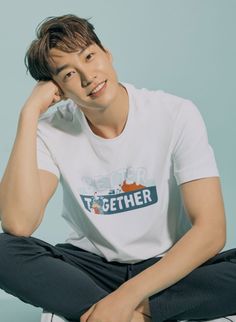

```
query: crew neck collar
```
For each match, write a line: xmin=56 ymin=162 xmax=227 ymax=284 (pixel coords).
xmin=76 ymin=82 xmax=134 ymax=143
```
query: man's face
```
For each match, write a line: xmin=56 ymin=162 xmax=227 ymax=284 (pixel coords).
xmin=50 ymin=43 xmax=120 ymax=111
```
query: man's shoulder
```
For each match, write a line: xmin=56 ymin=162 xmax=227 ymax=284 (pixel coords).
xmin=124 ymin=82 xmax=193 ymax=118
xmin=124 ymin=82 xmax=189 ymax=104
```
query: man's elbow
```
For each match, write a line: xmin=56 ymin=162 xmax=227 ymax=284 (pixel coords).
xmin=216 ymin=235 xmax=226 ymax=252
xmin=0 ymin=206 xmax=44 ymax=237
xmin=0 ymin=211 xmax=39 ymax=237
xmin=194 ymin=222 xmax=227 ymax=254
xmin=1 ymin=222 xmax=33 ymax=237
xmin=208 ymin=228 xmax=226 ymax=254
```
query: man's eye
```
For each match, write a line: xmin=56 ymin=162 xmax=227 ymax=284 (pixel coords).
xmin=86 ymin=53 xmax=94 ymax=60
xmin=64 ymin=71 xmax=75 ymax=79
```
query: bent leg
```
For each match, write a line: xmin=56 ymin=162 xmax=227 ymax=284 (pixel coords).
xmin=0 ymin=233 xmax=109 ymax=321
xmin=149 ymin=248 xmax=236 ymax=322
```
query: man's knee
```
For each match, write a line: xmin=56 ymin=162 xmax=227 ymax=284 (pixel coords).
xmin=0 ymin=231 xmax=25 ymax=246
xmin=0 ymin=232 xmax=36 ymax=296
xmin=0 ymin=232 xmax=27 ymax=274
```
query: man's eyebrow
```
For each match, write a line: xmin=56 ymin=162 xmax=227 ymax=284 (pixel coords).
xmin=54 ymin=47 xmax=87 ymax=76
xmin=55 ymin=64 xmax=70 ymax=76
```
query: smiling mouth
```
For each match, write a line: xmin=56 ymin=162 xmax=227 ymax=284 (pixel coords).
xmin=88 ymin=80 xmax=107 ymax=97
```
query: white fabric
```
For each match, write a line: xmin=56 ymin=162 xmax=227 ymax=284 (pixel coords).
xmin=40 ymin=312 xmax=68 ymax=321
xmin=36 ymin=82 xmax=219 ymax=264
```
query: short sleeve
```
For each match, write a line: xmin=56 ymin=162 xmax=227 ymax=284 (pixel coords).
xmin=36 ymin=134 xmax=60 ymax=179
xmin=173 ymin=100 xmax=219 ymax=185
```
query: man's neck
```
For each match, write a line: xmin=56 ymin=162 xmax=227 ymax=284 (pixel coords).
xmin=83 ymin=83 xmax=129 ymax=139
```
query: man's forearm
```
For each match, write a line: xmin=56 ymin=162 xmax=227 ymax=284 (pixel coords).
xmin=119 ymin=225 xmax=225 ymax=303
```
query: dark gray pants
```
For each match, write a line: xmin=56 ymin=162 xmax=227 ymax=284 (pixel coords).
xmin=0 ymin=233 xmax=236 ymax=322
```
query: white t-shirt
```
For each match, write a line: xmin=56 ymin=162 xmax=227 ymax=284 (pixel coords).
xmin=36 ymin=82 xmax=219 ymax=264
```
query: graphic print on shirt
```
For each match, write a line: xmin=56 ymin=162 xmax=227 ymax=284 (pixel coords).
xmin=79 ymin=167 xmax=158 ymax=215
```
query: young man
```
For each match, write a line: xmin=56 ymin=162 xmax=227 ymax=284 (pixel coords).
xmin=0 ymin=14 xmax=235 ymax=322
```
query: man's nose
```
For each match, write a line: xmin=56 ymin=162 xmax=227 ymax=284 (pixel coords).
xmin=81 ymin=78 xmax=92 ymax=87
xmin=81 ymin=71 xmax=96 ymax=87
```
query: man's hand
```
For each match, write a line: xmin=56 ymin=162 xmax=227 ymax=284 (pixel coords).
xmin=22 ymin=81 xmax=66 ymax=116
xmin=80 ymin=287 xmax=142 ymax=322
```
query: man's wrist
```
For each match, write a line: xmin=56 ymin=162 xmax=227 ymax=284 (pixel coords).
xmin=117 ymin=279 xmax=147 ymax=307
xmin=20 ymin=103 xmax=42 ymax=121
xmin=21 ymin=103 xmax=40 ymax=115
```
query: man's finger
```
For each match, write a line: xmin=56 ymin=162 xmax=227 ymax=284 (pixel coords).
xmin=80 ymin=303 xmax=96 ymax=322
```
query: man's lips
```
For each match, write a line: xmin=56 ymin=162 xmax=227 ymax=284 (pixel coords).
xmin=88 ymin=80 xmax=107 ymax=96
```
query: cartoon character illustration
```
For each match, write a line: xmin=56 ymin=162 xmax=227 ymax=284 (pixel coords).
xmin=91 ymin=192 xmax=104 ymax=214
xmin=121 ymin=180 xmax=145 ymax=192
xmin=108 ymin=185 xmax=123 ymax=195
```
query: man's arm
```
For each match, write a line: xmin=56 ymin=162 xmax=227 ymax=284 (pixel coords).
xmin=118 ymin=177 xmax=226 ymax=304
xmin=0 ymin=81 xmax=62 ymax=236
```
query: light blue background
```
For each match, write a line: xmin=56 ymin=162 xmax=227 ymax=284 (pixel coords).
xmin=0 ymin=0 xmax=235 ymax=318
